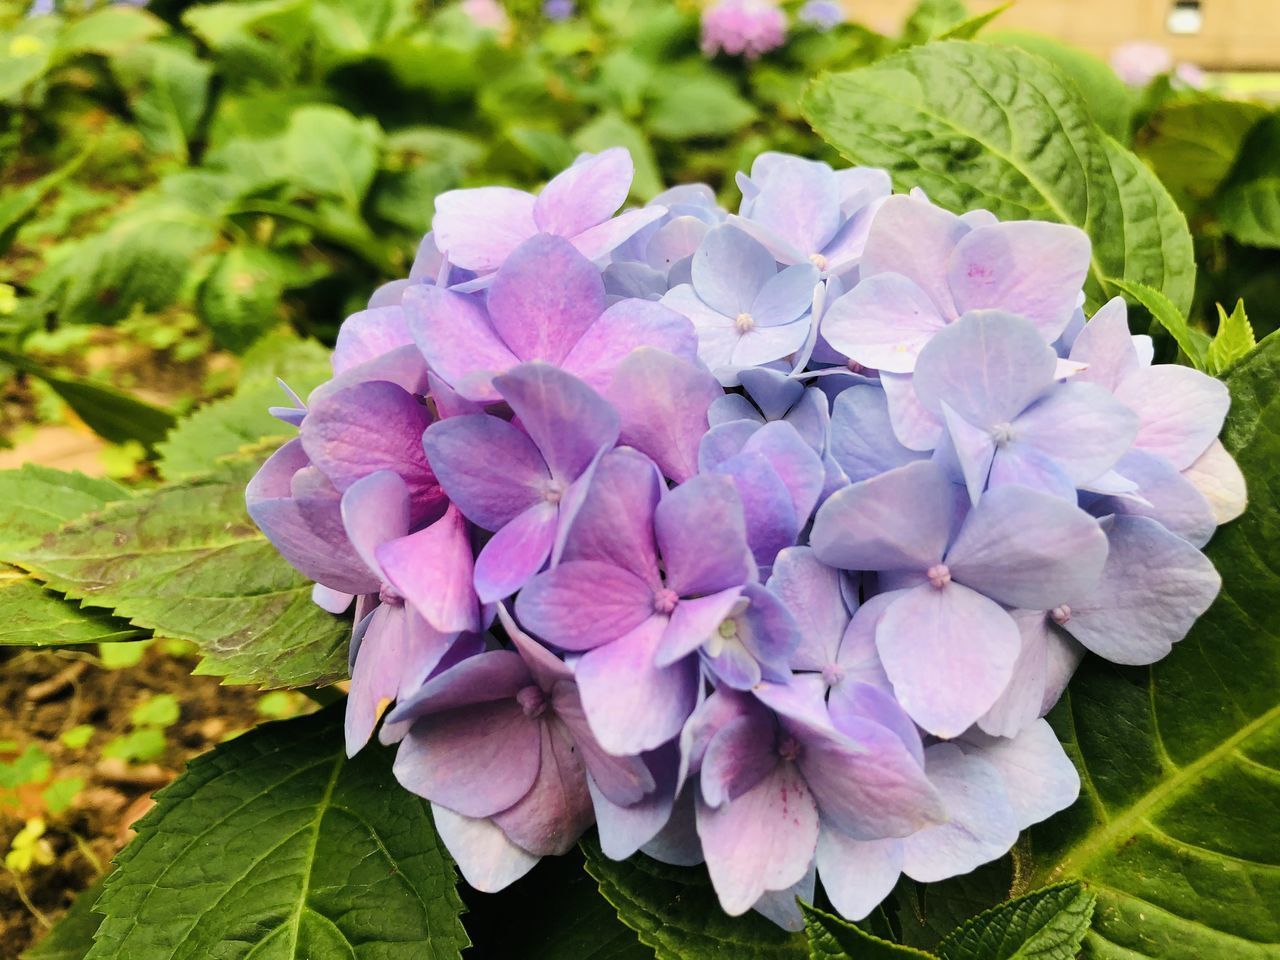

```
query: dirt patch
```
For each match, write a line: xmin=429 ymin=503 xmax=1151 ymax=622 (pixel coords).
xmin=0 ymin=644 xmax=301 ymax=956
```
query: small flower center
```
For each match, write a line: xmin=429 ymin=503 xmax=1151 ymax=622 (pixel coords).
xmin=777 ymin=734 xmax=803 ymax=762
xmin=653 ymin=588 xmax=680 ymax=615
xmin=516 ymin=685 xmax=547 ymax=719
xmin=735 ymin=312 xmax=756 ymax=334
xmin=543 ymin=477 xmax=567 ymax=505
xmin=808 ymin=252 xmax=829 ymax=271
xmin=926 ymin=563 xmax=951 ymax=589
xmin=1051 ymin=604 xmax=1072 ymax=625
xmin=991 ymin=421 xmax=1015 ymax=445
xmin=821 ymin=663 xmax=844 ymax=688
xmin=378 ymin=582 xmax=404 ymax=606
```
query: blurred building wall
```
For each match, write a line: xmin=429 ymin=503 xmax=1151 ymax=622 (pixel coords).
xmin=854 ymin=0 xmax=1280 ymax=69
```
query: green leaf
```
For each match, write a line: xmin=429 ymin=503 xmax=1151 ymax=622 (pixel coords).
xmin=1030 ymin=332 xmax=1280 ymax=959
xmin=0 ymin=570 xmax=141 ymax=646
xmin=0 ymin=464 xmax=129 ymax=555
xmin=574 ymin=113 xmax=664 ymax=201
xmin=111 ymin=41 xmax=213 ymax=162
xmin=895 ymin=859 xmax=1015 ymax=951
xmin=938 ymin=3 xmax=1011 ymax=42
xmin=196 ymin=246 xmax=287 ymax=353
xmin=935 ymin=882 xmax=1095 ymax=960
xmin=1215 ymin=112 xmax=1280 ymax=249
xmin=802 ymin=41 xmax=1196 ymax=313
xmin=0 ymin=146 xmax=92 ymax=255
xmin=284 ymin=105 xmax=383 ymax=210
xmin=14 ymin=451 xmax=349 ymax=688
xmin=156 ymin=336 xmax=331 ymax=481
xmin=55 ymin=7 xmax=164 ymax=58
xmin=647 ymin=74 xmax=758 ymax=141
xmin=22 ymin=875 xmax=105 ymax=960
xmin=901 ymin=0 xmax=969 ymax=44
xmin=0 ymin=18 xmax=60 ymax=102
xmin=986 ymin=31 xmax=1135 ymax=141
xmin=802 ymin=903 xmax=936 ymax=959
xmin=1206 ymin=299 xmax=1257 ymax=375
xmin=582 ymin=836 xmax=806 ymax=959
xmin=1134 ymin=97 xmax=1269 ymax=211
xmin=1107 ymin=277 xmax=1211 ymax=369
xmin=85 ymin=704 xmax=469 ymax=959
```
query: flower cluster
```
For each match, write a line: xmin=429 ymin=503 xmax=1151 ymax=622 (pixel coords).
xmin=700 ymin=0 xmax=788 ymax=59
xmin=249 ymin=146 xmax=1244 ymax=927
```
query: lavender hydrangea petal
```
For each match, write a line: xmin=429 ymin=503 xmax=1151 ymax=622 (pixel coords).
xmin=947 ymin=485 xmax=1109 ymax=611
xmin=1009 ymin=381 xmax=1140 ymax=484
xmin=473 ymin=501 xmax=559 ymax=603
xmin=423 ymin=414 xmax=548 ymax=530
xmin=333 ymin=305 xmax=414 ymax=374
xmin=752 ymin=862 xmax=814 ymax=932
xmin=576 ymin=616 xmax=702 ymax=754
xmin=516 ymin=560 xmax=656 ymax=652
xmin=1063 ymin=515 xmax=1220 ymax=665
xmin=976 ymin=610 xmax=1054 ymax=739
xmin=959 ymin=721 xmax=1080 ymax=829
xmin=339 ymin=470 xmax=411 ymax=578
xmin=533 ymin=148 xmax=633 ymax=237
xmin=607 ymin=348 xmax=722 ymax=483
xmin=659 ymin=587 xmax=747 ymax=667
xmin=431 ymin=805 xmax=539 ymax=892
xmin=389 ymin=650 xmax=531 ymax=721
xmin=590 ymin=746 xmax=679 ymax=859
xmin=767 ymin=546 xmax=849 ymax=671
xmin=821 ymin=274 xmax=947 ymax=373
xmin=490 ymin=719 xmax=594 ymax=856
xmin=816 ymin=832 xmax=903 ymax=921
xmin=311 ymin=584 xmax=353 ymax=614
xmin=1068 ymin=297 xmax=1141 ymax=391
xmin=432 ymin=185 xmax=538 ymax=272
xmin=656 ymin=474 xmax=755 ymax=596
xmin=404 ymin=285 xmax=517 ymax=402
xmin=880 ymin=372 xmax=943 ymax=451
xmin=828 ymin=385 xmax=927 ymax=483
xmin=494 ymin=363 xmax=619 ymax=481
xmin=828 ymin=683 xmax=924 ymax=768
xmin=741 ymin=156 xmax=842 ymax=261
xmin=1098 ymin=449 xmax=1217 ymax=547
xmin=811 ymin=461 xmax=954 ymax=573
xmin=1114 ymin=364 xmax=1231 ymax=470
xmin=552 ymin=685 xmax=656 ymax=806
xmin=899 ymin=743 xmax=1019 ymax=882
xmin=946 ymin=222 xmax=1091 ymax=341
xmin=376 ymin=505 xmax=480 ymax=632
xmin=693 ymin=225 xmax=778 ymax=316
xmin=860 ymin=195 xmax=968 ymax=317
xmin=875 ymin=583 xmax=1020 ymax=738
xmin=558 ymin=449 xmax=662 ymax=583
xmin=570 ymin=207 xmax=669 ymax=262
xmin=1183 ymin=438 xmax=1247 ymax=524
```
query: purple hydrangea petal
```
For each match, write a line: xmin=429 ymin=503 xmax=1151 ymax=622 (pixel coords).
xmin=899 ymin=743 xmax=1019 ymax=882
xmin=1013 ymin=381 xmax=1140 ymax=485
xmin=946 ymin=222 xmax=1091 ymax=342
xmin=959 ymin=720 xmax=1080 ymax=829
xmin=733 ymin=319 xmax=812 ymax=369
xmin=880 ymin=372 xmax=943 ymax=451
xmin=473 ymin=501 xmax=559 ymax=603
xmin=533 ymin=148 xmax=633 ymax=237
xmin=987 ymin=442 xmax=1077 ymax=503
xmin=576 ymin=616 xmax=702 ymax=754
xmin=821 ymin=274 xmax=947 ymax=374
xmin=829 ymin=385 xmax=927 ymax=483
xmin=697 ymin=762 xmax=819 ymax=916
xmin=811 ymin=461 xmax=954 ymax=573
xmin=659 ymin=587 xmax=747 ymax=668
xmin=394 ymin=698 xmax=542 ymax=817
xmin=405 ymin=285 xmax=518 ymax=402
xmin=561 ymin=298 xmax=699 ymax=394
xmin=312 ymin=583 xmax=353 ymax=614
xmin=875 ymin=583 xmax=1020 ymax=738
xmin=947 ymin=485 xmax=1109 ymax=611
xmin=491 ymin=718 xmax=594 ymax=856
xmin=559 ymin=448 xmax=662 ymax=584
xmin=1068 ymin=297 xmax=1141 ymax=392
xmin=940 ymin=402 xmax=998 ymax=505
xmin=339 ymin=470 xmax=411 ymax=578
xmin=389 ymin=649 xmax=530 ymax=722
xmin=432 ymin=186 xmax=538 ymax=272
xmin=486 ymin=235 xmax=606 ymax=365
xmin=590 ymin=745 xmax=679 ymax=859
xmin=570 ymin=207 xmax=669 ymax=262
xmin=741 ymin=421 xmax=826 ymax=526
xmin=708 ymin=393 xmax=764 ymax=427
xmin=833 ymin=591 xmax=897 ymax=692
xmin=1114 ymin=364 xmax=1231 ymax=470
xmin=608 ymin=348 xmax=722 ymax=483
xmin=912 ymin=311 xmax=1058 ymax=426
xmin=1063 ymin=515 xmax=1220 ymax=665
xmin=423 ymin=414 xmax=548 ymax=531
xmin=750 ymin=263 xmax=820 ymax=327
xmin=431 ymin=805 xmax=539 ymax=892
xmin=700 ymin=709 xmax=780 ymax=807
xmin=752 ymin=862 xmax=814 ymax=932
xmin=741 ymin=156 xmax=842 ymax=261
xmin=516 ymin=560 xmax=657 ymax=652
xmin=828 ymin=682 xmax=924 ymax=768
xmin=860 ymin=195 xmax=969 ymax=318
xmin=301 ymin=380 xmax=440 ymax=516
xmin=656 ymin=473 xmax=756 ymax=597
xmin=767 ymin=546 xmax=849 ymax=671
xmin=494 ymin=363 xmax=619 ymax=482
xmin=376 ymin=504 xmax=480 ymax=632
xmin=661 ymin=284 xmax=742 ymax=371
xmin=333 ymin=306 xmax=414 ymax=374
xmin=1183 ymin=438 xmax=1247 ymax=525
xmin=816 ymin=832 xmax=902 ymax=921
xmin=693 ymin=225 xmax=778 ymax=317
xmin=976 ymin=610 xmax=1054 ymax=739
xmin=552 ymin=684 xmax=656 ymax=806
xmin=1098 ymin=449 xmax=1217 ymax=547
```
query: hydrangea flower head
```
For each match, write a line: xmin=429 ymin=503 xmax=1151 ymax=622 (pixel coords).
xmin=249 ymin=146 xmax=1241 ymax=930
xmin=700 ymin=0 xmax=788 ymax=59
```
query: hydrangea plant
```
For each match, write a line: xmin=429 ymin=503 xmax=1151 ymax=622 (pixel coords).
xmin=245 ymin=144 xmax=1243 ymax=931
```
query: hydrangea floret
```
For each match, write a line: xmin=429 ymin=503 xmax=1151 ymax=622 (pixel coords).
xmin=249 ymin=146 xmax=1243 ymax=929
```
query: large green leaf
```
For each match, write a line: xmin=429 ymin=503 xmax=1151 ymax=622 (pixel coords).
xmin=582 ymin=837 xmax=806 ymax=960
xmin=111 ymin=41 xmax=213 ymax=162
xmin=801 ymin=903 xmax=935 ymax=960
xmin=1107 ymin=278 xmax=1210 ymax=370
xmin=0 ymin=570 xmax=141 ymax=646
xmin=86 ymin=704 xmax=469 ymax=959
xmin=934 ymin=882 xmax=1095 ymax=960
xmin=0 ymin=146 xmax=92 ymax=255
xmin=196 ymin=245 xmax=288 ymax=353
xmin=647 ymin=74 xmax=758 ymax=142
xmin=55 ymin=7 xmax=164 ymax=58
xmin=22 ymin=876 xmax=106 ymax=960
xmin=0 ymin=464 xmax=129 ymax=555
xmin=284 ymin=106 xmax=383 ymax=210
xmin=14 ymin=451 xmax=349 ymax=688
xmin=802 ymin=41 xmax=1195 ymax=313
xmin=1215 ymin=112 xmax=1280 ymax=249
xmin=1031 ymin=333 xmax=1280 ymax=959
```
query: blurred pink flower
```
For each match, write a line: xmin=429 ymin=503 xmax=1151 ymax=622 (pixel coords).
xmin=701 ymin=0 xmax=787 ymax=60
xmin=462 ymin=0 xmax=510 ymax=33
